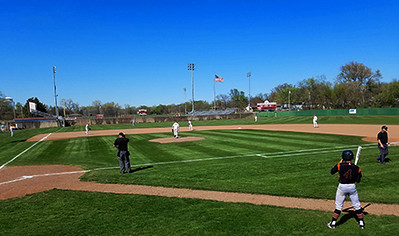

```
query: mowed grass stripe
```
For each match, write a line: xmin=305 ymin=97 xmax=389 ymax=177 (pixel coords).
xmin=192 ymin=130 xmax=280 ymax=154
xmin=194 ymin=130 xmax=355 ymax=155
xmin=129 ymin=133 xmax=197 ymax=163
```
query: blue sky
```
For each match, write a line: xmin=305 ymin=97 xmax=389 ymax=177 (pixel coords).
xmin=1 ymin=0 xmax=398 ymax=108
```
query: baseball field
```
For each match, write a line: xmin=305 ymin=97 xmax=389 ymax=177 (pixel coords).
xmin=1 ymin=116 xmax=399 ymax=235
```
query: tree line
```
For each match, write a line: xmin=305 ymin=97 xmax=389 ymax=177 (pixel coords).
xmin=1 ymin=61 xmax=398 ymax=119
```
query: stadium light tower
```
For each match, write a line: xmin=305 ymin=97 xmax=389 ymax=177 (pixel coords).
xmin=187 ymin=63 xmax=196 ymax=113
xmin=247 ymin=72 xmax=251 ymax=110
xmin=184 ymin=88 xmax=187 ymax=114
xmin=52 ymin=66 xmax=59 ymax=118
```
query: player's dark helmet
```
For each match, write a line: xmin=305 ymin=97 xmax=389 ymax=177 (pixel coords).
xmin=342 ymin=150 xmax=354 ymax=161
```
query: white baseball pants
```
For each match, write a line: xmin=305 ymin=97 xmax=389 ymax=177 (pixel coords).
xmin=335 ymin=183 xmax=361 ymax=210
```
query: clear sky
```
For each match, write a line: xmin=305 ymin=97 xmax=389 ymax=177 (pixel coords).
xmin=1 ymin=0 xmax=398 ymax=108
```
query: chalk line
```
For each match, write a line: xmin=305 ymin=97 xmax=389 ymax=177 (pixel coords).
xmin=0 ymin=133 xmax=52 ymax=170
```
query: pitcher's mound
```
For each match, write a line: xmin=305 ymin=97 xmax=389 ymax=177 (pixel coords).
xmin=149 ymin=136 xmax=205 ymax=143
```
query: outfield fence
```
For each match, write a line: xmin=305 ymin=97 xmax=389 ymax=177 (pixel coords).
xmin=257 ymin=108 xmax=399 ymax=117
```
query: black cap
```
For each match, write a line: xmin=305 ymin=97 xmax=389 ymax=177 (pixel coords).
xmin=382 ymin=126 xmax=388 ymax=131
xmin=342 ymin=150 xmax=354 ymax=161
xmin=118 ymin=132 xmax=125 ymax=136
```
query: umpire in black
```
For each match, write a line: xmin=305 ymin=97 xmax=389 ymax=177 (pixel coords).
xmin=114 ymin=132 xmax=132 ymax=173
xmin=377 ymin=126 xmax=390 ymax=164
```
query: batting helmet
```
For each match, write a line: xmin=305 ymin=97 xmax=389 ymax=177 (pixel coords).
xmin=382 ymin=125 xmax=388 ymax=131
xmin=342 ymin=150 xmax=354 ymax=161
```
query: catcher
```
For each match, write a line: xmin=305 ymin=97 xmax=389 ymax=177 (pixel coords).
xmin=327 ymin=150 xmax=365 ymax=229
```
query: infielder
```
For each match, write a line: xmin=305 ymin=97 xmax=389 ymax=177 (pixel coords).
xmin=313 ymin=114 xmax=318 ymax=128
xmin=188 ymin=120 xmax=193 ymax=131
xmin=85 ymin=123 xmax=89 ymax=135
xmin=327 ymin=150 xmax=365 ymax=229
xmin=172 ymin=121 xmax=179 ymax=138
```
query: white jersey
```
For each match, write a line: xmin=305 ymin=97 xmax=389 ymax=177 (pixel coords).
xmin=172 ymin=122 xmax=179 ymax=137
xmin=313 ymin=116 xmax=318 ymax=123
xmin=172 ymin=122 xmax=179 ymax=130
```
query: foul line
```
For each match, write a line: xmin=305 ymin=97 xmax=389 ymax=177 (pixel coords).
xmin=0 ymin=143 xmax=380 ymax=185
xmin=0 ymin=133 xmax=52 ymax=170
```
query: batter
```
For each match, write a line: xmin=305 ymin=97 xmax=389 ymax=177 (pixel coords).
xmin=327 ymin=150 xmax=365 ymax=229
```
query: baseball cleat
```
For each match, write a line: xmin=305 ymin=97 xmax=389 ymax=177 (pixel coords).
xmin=359 ymin=220 xmax=365 ymax=229
xmin=326 ymin=222 xmax=336 ymax=229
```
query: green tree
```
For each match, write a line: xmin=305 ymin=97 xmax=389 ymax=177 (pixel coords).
xmin=337 ymin=62 xmax=382 ymax=106
xmin=229 ymin=89 xmax=247 ymax=109
xmin=374 ymin=80 xmax=399 ymax=107
xmin=102 ymin=102 xmax=121 ymax=117
xmin=297 ymin=77 xmax=333 ymax=109
xmin=332 ymin=82 xmax=362 ymax=108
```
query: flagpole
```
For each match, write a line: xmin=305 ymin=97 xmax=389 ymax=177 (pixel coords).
xmin=213 ymin=73 xmax=216 ymax=110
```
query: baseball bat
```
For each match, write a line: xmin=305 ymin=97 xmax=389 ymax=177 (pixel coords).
xmin=354 ymin=146 xmax=362 ymax=165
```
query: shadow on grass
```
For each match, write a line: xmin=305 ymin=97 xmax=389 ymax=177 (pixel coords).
xmin=10 ymin=139 xmax=28 ymax=143
xmin=336 ymin=203 xmax=370 ymax=227
xmin=130 ymin=165 xmax=154 ymax=173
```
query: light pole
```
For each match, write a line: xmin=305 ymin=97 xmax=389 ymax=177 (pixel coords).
xmin=247 ymin=72 xmax=251 ymax=110
xmin=184 ymin=88 xmax=187 ymax=114
xmin=5 ymin=97 xmax=16 ymax=119
xmin=52 ymin=66 xmax=59 ymax=117
xmin=187 ymin=63 xmax=195 ymax=113
xmin=288 ymin=90 xmax=291 ymax=111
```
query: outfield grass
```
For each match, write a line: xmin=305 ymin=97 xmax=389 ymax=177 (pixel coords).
xmin=1 ymin=189 xmax=398 ymax=236
xmin=1 ymin=117 xmax=398 ymax=235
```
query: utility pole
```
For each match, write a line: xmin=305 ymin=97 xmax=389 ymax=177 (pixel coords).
xmin=187 ymin=63 xmax=195 ymax=113
xmin=288 ymin=90 xmax=291 ymax=111
xmin=62 ymin=99 xmax=66 ymax=117
xmin=53 ymin=66 xmax=59 ymax=117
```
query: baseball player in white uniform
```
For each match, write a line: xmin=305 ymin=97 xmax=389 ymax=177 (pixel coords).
xmin=188 ymin=120 xmax=193 ymax=131
xmin=172 ymin=121 xmax=179 ymax=138
xmin=85 ymin=123 xmax=89 ymax=135
xmin=313 ymin=114 xmax=318 ymax=128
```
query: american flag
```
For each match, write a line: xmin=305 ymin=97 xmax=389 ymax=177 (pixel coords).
xmin=215 ymin=75 xmax=224 ymax=82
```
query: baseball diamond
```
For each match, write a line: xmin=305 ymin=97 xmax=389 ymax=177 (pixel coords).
xmin=1 ymin=122 xmax=398 ymax=235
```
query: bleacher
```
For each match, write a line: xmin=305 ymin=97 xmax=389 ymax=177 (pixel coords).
xmin=31 ymin=110 xmax=55 ymax=117
xmin=187 ymin=109 xmax=237 ymax=116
